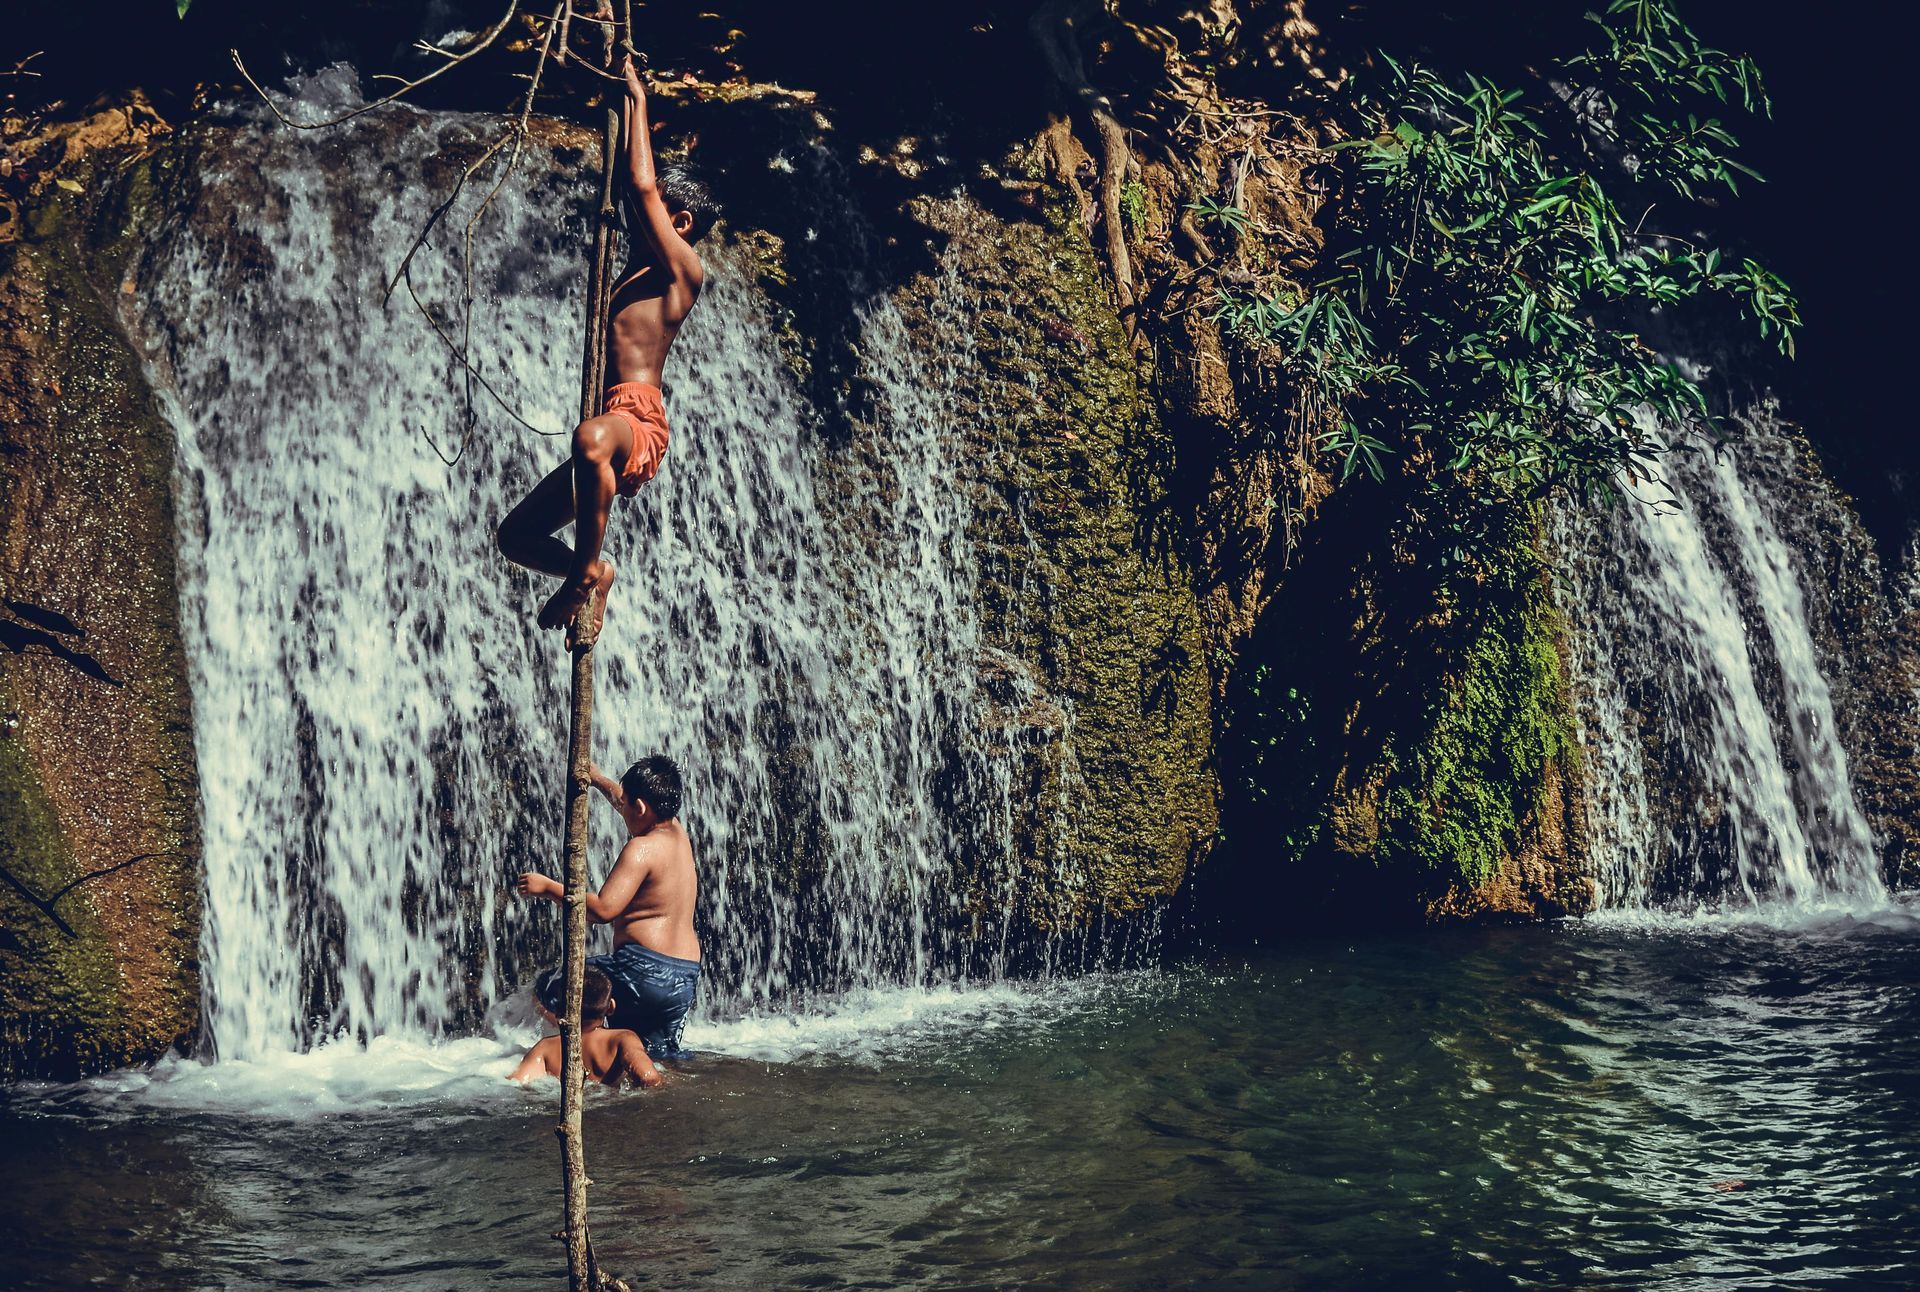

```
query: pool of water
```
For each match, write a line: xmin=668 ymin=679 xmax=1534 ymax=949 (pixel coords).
xmin=5 ymin=902 xmax=1920 ymax=1289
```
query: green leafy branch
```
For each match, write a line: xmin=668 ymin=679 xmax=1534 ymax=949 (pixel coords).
xmin=1203 ymin=0 xmax=1797 ymax=547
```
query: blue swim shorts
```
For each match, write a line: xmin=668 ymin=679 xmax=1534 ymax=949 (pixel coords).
xmin=588 ymin=942 xmax=700 ymax=1059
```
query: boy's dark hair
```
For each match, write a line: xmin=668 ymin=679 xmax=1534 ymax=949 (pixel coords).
xmin=621 ymin=754 xmax=684 ymax=821
xmin=658 ymin=162 xmax=720 ymax=242
xmin=537 ymin=967 xmax=616 ymax=1021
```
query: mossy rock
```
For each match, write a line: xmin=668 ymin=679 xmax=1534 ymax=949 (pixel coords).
xmin=1 ymin=135 xmax=202 ymax=1078
xmin=894 ymin=184 xmax=1218 ymax=933
xmin=1218 ymin=493 xmax=1590 ymax=925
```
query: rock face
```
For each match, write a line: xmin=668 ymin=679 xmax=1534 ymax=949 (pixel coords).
xmin=675 ymin=96 xmax=1222 ymax=947
xmin=0 ymin=114 xmax=201 ymax=1078
xmin=1706 ymin=424 xmax=1920 ymax=889
xmin=901 ymin=189 xmax=1218 ymax=934
xmin=1199 ymin=485 xmax=1591 ymax=928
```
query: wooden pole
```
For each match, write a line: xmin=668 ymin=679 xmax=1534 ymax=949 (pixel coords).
xmin=556 ymin=58 xmax=622 ymax=1292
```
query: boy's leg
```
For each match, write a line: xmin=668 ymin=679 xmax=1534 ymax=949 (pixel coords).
xmin=495 ymin=459 xmax=577 ymax=577
xmin=535 ymin=414 xmax=628 ymax=636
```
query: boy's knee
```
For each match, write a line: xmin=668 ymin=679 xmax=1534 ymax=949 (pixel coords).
xmin=573 ymin=418 xmax=616 ymax=462
xmin=494 ymin=516 xmax=518 ymax=555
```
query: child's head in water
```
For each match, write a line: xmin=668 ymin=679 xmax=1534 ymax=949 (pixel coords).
xmin=535 ymin=966 xmax=617 ymax=1025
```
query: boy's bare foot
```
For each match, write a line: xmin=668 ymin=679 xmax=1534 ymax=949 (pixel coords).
xmin=538 ymin=561 xmax=616 ymax=647
xmin=566 ymin=563 xmax=614 ymax=649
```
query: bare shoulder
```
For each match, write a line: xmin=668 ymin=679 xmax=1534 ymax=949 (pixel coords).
xmin=671 ymin=239 xmax=705 ymax=302
xmin=655 ymin=819 xmax=695 ymax=863
xmin=610 ymin=1028 xmax=664 ymax=1088
xmin=614 ymin=832 xmax=655 ymax=870
xmin=512 ymin=1034 xmax=562 ymax=1082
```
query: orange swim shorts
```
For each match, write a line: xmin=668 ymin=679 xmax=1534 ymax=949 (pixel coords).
xmin=604 ymin=381 xmax=671 ymax=497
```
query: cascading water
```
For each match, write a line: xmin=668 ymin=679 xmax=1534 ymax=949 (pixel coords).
xmin=1555 ymin=401 xmax=1887 ymax=910
xmin=137 ymin=83 xmax=1035 ymax=1059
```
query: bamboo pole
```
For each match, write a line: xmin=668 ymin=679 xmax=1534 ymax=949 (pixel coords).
xmin=555 ymin=55 xmax=623 ymax=1292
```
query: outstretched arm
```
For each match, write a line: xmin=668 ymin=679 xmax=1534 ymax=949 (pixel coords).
xmin=508 ymin=1036 xmax=560 ymax=1083
xmin=515 ymin=871 xmax=564 ymax=904
xmin=590 ymin=763 xmax=628 ymax=813
xmin=515 ymin=837 xmax=648 ymax=924
xmin=620 ymin=56 xmax=704 ymax=290
xmin=610 ymin=1030 xmax=664 ymax=1088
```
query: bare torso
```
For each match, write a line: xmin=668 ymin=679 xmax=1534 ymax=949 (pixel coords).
xmin=611 ymin=818 xmax=701 ymax=962
xmin=520 ymin=1025 xmax=662 ymax=1088
xmin=606 ymin=236 xmax=698 ymax=386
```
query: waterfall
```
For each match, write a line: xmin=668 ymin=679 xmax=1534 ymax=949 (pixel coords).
xmin=1555 ymin=403 xmax=1887 ymax=910
xmin=138 ymin=89 xmax=1019 ymax=1059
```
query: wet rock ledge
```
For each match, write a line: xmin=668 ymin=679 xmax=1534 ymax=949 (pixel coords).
xmin=1 ymin=107 xmax=201 ymax=1079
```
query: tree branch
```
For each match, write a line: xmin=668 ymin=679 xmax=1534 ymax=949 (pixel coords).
xmin=230 ymin=1 xmax=521 ymax=131
xmin=1031 ymin=0 xmax=1140 ymax=328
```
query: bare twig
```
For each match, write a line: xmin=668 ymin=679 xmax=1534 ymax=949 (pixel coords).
xmin=369 ymin=0 xmax=570 ymax=463
xmin=467 ymin=0 xmax=566 ymax=272
xmin=1033 ymin=0 xmax=1141 ymax=329
xmin=399 ymin=271 xmax=559 ymax=444
xmin=557 ymin=29 xmax=629 ymax=1289
xmin=417 ymin=0 xmax=569 ymax=465
xmin=563 ymin=60 xmax=627 ymax=84
xmin=231 ymin=1 xmax=520 ymax=131
xmin=405 ymin=39 xmax=467 ymax=65
xmin=382 ymin=127 xmax=516 ymax=306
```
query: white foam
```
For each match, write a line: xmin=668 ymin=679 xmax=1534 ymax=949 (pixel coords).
xmin=686 ymin=977 xmax=1097 ymax=1064
xmin=12 ymin=1032 xmax=532 ymax=1120
xmin=1581 ymin=891 xmax=1920 ymax=937
xmin=12 ymin=974 xmax=1156 ymax=1118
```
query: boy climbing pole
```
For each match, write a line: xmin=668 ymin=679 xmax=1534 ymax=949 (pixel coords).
xmin=496 ymin=54 xmax=718 ymax=643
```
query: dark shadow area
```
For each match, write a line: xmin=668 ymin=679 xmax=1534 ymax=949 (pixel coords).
xmin=0 ymin=613 xmax=120 ymax=686
xmin=4 ymin=598 xmax=86 ymax=638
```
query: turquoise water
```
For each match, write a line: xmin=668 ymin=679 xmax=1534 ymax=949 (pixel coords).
xmin=5 ymin=904 xmax=1919 ymax=1289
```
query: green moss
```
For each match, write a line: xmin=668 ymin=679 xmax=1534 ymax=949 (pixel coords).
xmin=0 ymin=677 xmax=131 ymax=1079
xmin=1119 ymin=179 xmax=1151 ymax=235
xmin=939 ymin=181 xmax=1216 ymax=926
xmin=1224 ymin=496 xmax=1580 ymax=920
xmin=1374 ymin=556 xmax=1572 ymax=888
